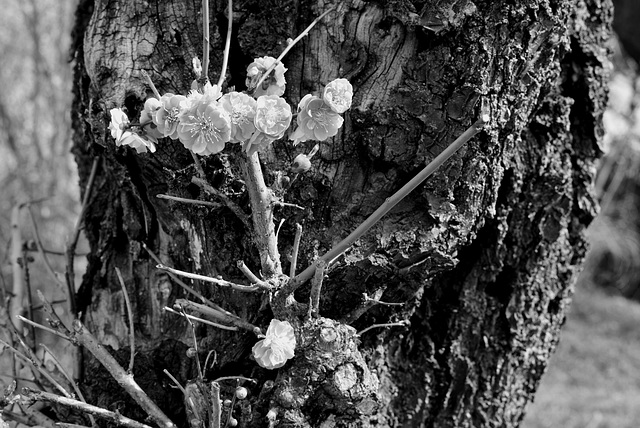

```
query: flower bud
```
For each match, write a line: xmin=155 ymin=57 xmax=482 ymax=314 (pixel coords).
xmin=235 ymin=386 xmax=248 ymax=400
xmin=291 ymin=154 xmax=312 ymax=173
xmin=186 ymin=348 xmax=197 ymax=358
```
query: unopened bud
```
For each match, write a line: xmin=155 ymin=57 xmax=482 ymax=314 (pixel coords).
xmin=291 ymin=154 xmax=311 ymax=173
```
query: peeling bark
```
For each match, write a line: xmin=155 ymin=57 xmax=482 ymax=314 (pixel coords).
xmin=71 ymin=0 xmax=610 ymax=427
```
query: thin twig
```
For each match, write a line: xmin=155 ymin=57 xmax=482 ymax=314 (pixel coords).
xmin=163 ymin=307 xmax=239 ymax=331
xmin=163 ymin=369 xmax=187 ymax=396
xmin=190 ymin=151 xmax=206 ymax=179
xmin=217 ymin=0 xmax=233 ymax=87
xmin=156 ymin=194 xmax=222 ymax=208
xmin=236 ymin=260 xmax=269 ymax=288
xmin=67 ymin=157 xmax=99 ymax=316
xmin=191 ymin=176 xmax=251 ymax=230
xmin=182 ymin=307 xmax=204 ymax=379
xmin=254 ymin=6 xmax=336 ymax=91
xmin=26 ymin=205 xmax=65 ymax=290
xmin=115 ymin=267 xmax=136 ymax=373
xmin=142 ymin=243 xmax=229 ymax=313
xmin=10 ymin=202 xmax=26 ymax=332
xmin=357 ymin=320 xmax=410 ymax=336
xmin=174 ymin=299 xmax=261 ymax=334
xmin=22 ymin=389 xmax=155 ymax=428
xmin=287 ymin=116 xmax=489 ymax=293
xmin=212 ymin=376 xmax=257 ymax=384
xmin=141 ymin=70 xmax=161 ymax=99
xmin=202 ymin=0 xmax=210 ymax=82
xmin=70 ymin=319 xmax=176 ymax=428
xmin=289 ymin=223 xmax=302 ymax=277
xmin=40 ymin=344 xmax=97 ymax=428
xmin=157 ymin=264 xmax=264 ymax=292
xmin=16 ymin=316 xmax=70 ymax=340
xmin=0 ymin=338 xmax=71 ymax=399
xmin=309 ymin=260 xmax=327 ymax=318
xmin=273 ymin=201 xmax=304 ymax=211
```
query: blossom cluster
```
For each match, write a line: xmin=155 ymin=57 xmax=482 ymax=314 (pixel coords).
xmin=109 ymin=56 xmax=353 ymax=157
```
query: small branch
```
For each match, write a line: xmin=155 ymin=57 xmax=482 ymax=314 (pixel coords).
xmin=212 ymin=376 xmax=256 ymax=384
xmin=254 ymin=6 xmax=335 ymax=91
xmin=217 ymin=0 xmax=233 ymax=87
xmin=156 ymin=194 xmax=222 ymax=209
xmin=191 ymin=176 xmax=251 ymax=230
xmin=40 ymin=344 xmax=97 ymax=428
xmin=141 ymin=70 xmax=161 ymax=99
xmin=210 ymin=382 xmax=221 ymax=428
xmin=273 ymin=201 xmax=304 ymax=211
xmin=174 ymin=299 xmax=261 ymax=334
xmin=67 ymin=157 xmax=99 ymax=316
xmin=26 ymin=205 xmax=65 ymax=291
xmin=157 ymin=264 xmax=264 ymax=292
xmin=142 ymin=243 xmax=230 ymax=314
xmin=309 ymin=260 xmax=327 ymax=318
xmin=236 ymin=260 xmax=269 ymax=288
xmin=22 ymin=389 xmax=155 ymax=428
xmin=70 ymin=319 xmax=176 ymax=428
xmin=10 ymin=202 xmax=26 ymax=332
xmin=241 ymin=152 xmax=281 ymax=277
xmin=16 ymin=315 xmax=70 ymax=341
xmin=164 ymin=307 xmax=239 ymax=331
xmin=357 ymin=320 xmax=410 ymax=336
xmin=201 ymin=0 xmax=210 ymax=82
xmin=190 ymin=151 xmax=207 ymax=179
xmin=288 ymin=117 xmax=488 ymax=292
xmin=289 ymin=223 xmax=302 ymax=277
xmin=364 ymin=292 xmax=404 ymax=306
xmin=115 ymin=267 xmax=136 ymax=373
xmin=0 ymin=338 xmax=71 ymax=399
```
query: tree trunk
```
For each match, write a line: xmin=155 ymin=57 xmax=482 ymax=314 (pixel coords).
xmin=70 ymin=0 xmax=610 ymax=427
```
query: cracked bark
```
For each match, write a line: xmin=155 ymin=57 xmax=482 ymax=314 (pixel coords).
xmin=70 ymin=0 xmax=610 ymax=427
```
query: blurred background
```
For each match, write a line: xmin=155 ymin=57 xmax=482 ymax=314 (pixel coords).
xmin=0 ymin=1 xmax=639 ymax=427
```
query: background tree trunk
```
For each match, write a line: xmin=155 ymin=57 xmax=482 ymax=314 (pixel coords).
xmin=70 ymin=0 xmax=610 ymax=426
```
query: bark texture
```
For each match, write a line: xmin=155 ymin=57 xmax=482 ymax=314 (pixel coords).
xmin=70 ymin=0 xmax=610 ymax=427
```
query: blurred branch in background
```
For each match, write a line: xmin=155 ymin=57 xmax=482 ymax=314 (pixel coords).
xmin=0 ymin=0 xmax=81 ymax=397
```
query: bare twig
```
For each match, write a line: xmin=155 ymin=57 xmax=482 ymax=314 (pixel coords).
xmin=217 ymin=0 xmax=233 ymax=87
xmin=141 ymin=70 xmax=161 ymax=99
xmin=40 ymin=344 xmax=97 ymax=428
xmin=26 ymin=205 xmax=65 ymax=290
xmin=212 ymin=376 xmax=256 ymax=383
xmin=288 ymin=117 xmax=489 ymax=292
xmin=164 ymin=307 xmax=238 ymax=331
xmin=241 ymin=152 xmax=281 ymax=277
xmin=157 ymin=264 xmax=264 ymax=292
xmin=67 ymin=157 xmax=99 ymax=316
xmin=309 ymin=260 xmax=327 ymax=318
xmin=236 ymin=260 xmax=269 ymax=288
xmin=191 ymin=176 xmax=251 ymax=229
xmin=70 ymin=319 xmax=176 ymax=428
xmin=289 ymin=223 xmax=302 ymax=277
xmin=22 ymin=389 xmax=155 ymax=428
xmin=174 ymin=299 xmax=261 ymax=334
xmin=0 ymin=338 xmax=71 ymax=399
xmin=156 ymin=194 xmax=222 ymax=208
xmin=211 ymin=382 xmax=221 ymax=428
xmin=254 ymin=6 xmax=336 ymax=91
xmin=10 ymin=202 xmax=26 ymax=332
xmin=190 ymin=151 xmax=206 ymax=179
xmin=357 ymin=320 xmax=410 ymax=336
xmin=201 ymin=0 xmax=210 ymax=82
xmin=16 ymin=315 xmax=70 ymax=340
xmin=115 ymin=267 xmax=136 ymax=373
xmin=142 ymin=243 xmax=229 ymax=313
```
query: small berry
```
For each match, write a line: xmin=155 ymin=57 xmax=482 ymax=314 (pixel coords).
xmin=291 ymin=154 xmax=311 ymax=173
xmin=223 ymin=399 xmax=232 ymax=407
xmin=186 ymin=348 xmax=197 ymax=358
xmin=235 ymin=386 xmax=248 ymax=400
xmin=228 ymin=417 xmax=238 ymax=427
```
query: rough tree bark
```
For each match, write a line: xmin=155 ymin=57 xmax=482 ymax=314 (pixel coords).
xmin=70 ymin=0 xmax=610 ymax=427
